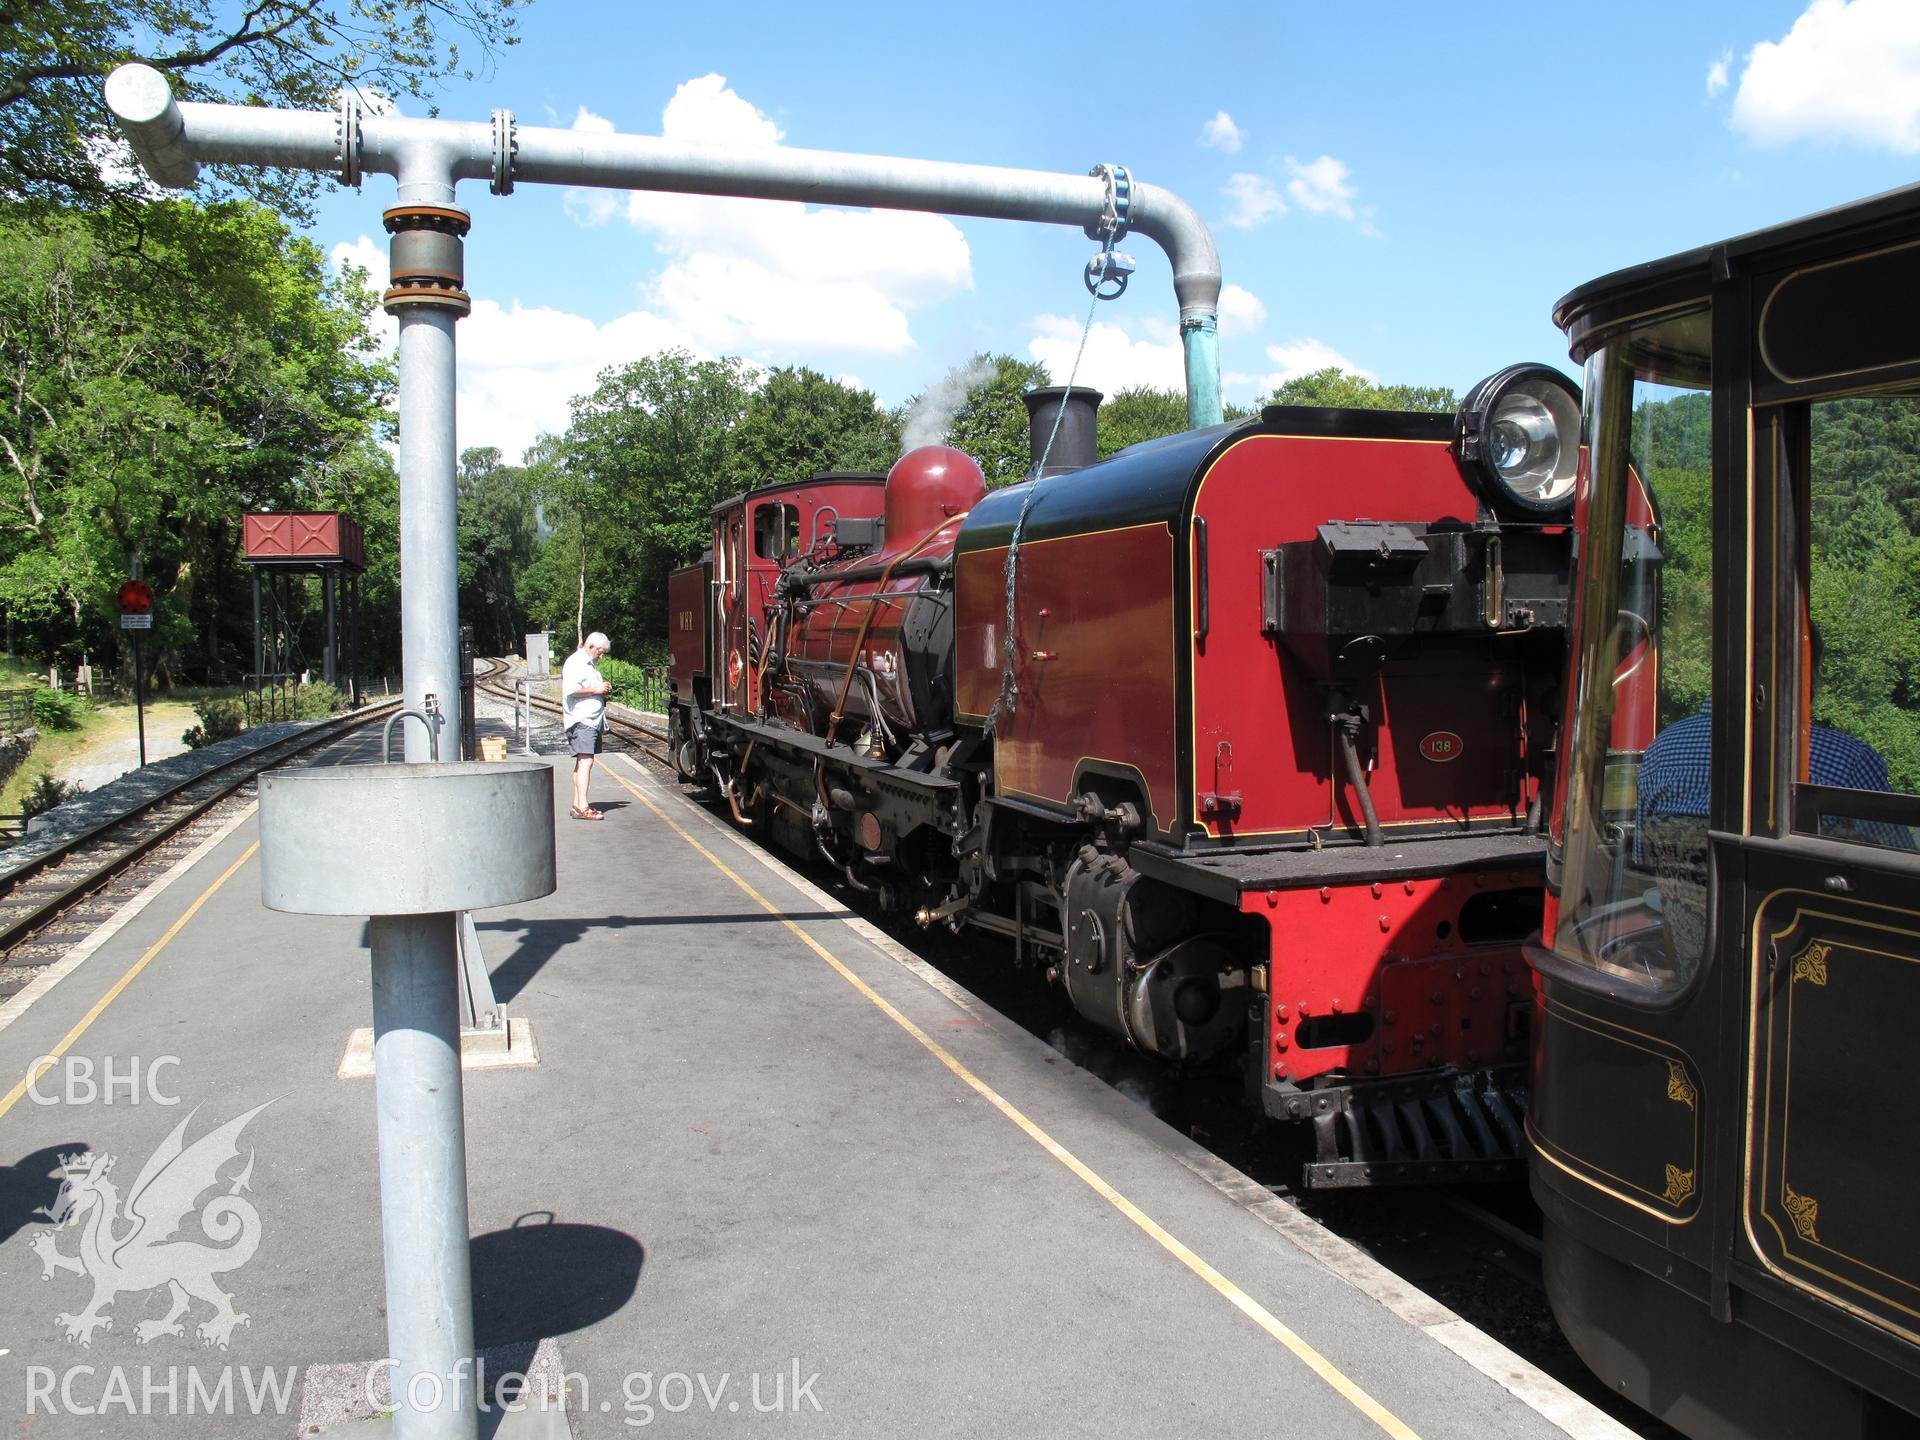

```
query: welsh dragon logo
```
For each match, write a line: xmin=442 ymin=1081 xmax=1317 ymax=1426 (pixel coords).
xmin=30 ymin=1101 xmax=271 ymax=1349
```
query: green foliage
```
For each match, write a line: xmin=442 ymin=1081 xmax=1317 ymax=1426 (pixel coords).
xmin=596 ymin=656 xmax=664 ymax=711
xmin=729 ymin=367 xmax=900 ymax=491
xmin=457 ymin=447 xmax=539 ymax=657
xmin=0 ymin=198 xmax=394 ymax=682
xmin=1266 ymin=367 xmax=1459 ymax=413
xmin=1637 ymin=391 xmax=1920 ymax=791
xmin=21 ymin=769 xmax=77 ymax=819
xmin=1807 ymin=397 xmax=1920 ymax=791
xmin=288 ymin=680 xmax=344 ymax=720
xmin=1095 ymin=386 xmax=1254 ymax=457
xmin=27 ymin=684 xmax=82 ymax=730
xmin=0 ymin=0 xmax=523 ymax=218
xmin=1645 ymin=462 xmax=1713 ymax=723
xmin=181 ymin=695 xmax=244 ymax=749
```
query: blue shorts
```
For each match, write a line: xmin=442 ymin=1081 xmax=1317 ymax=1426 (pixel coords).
xmin=566 ymin=722 xmax=604 ymax=757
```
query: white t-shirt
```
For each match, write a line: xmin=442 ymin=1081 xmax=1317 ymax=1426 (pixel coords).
xmin=561 ymin=650 xmax=607 ymax=728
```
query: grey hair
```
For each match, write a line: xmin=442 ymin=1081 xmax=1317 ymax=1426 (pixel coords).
xmin=586 ymin=631 xmax=611 ymax=651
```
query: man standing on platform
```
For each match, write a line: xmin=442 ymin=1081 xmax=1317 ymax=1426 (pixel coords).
xmin=562 ymin=631 xmax=613 ymax=820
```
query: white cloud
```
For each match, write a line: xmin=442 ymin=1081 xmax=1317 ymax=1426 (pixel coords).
xmin=661 ymin=72 xmax=784 ymax=146
xmin=608 ymin=73 xmax=972 ymax=358
xmin=563 ymin=107 xmax=622 ymax=226
xmin=330 ymin=234 xmax=391 ymax=297
xmin=1246 ymin=338 xmax=1374 ymax=394
xmin=571 ymin=105 xmax=614 ymax=134
xmin=1706 ymin=47 xmax=1732 ymax=96
xmin=1732 ymin=0 xmax=1920 ymax=151
xmin=329 ymin=235 xmax=701 ymax=463
xmin=1217 ymin=283 xmax=1267 ymax=339
xmin=1200 ymin=111 xmax=1245 ymax=153
xmin=1027 ymin=314 xmax=1187 ymax=395
xmin=1284 ymin=154 xmax=1358 ymax=220
xmin=458 ymin=300 xmax=701 ymax=461
xmin=1222 ymin=172 xmax=1286 ymax=229
xmin=651 ymin=252 xmax=917 ymax=355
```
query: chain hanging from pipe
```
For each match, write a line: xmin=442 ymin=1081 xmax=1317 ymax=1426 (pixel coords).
xmin=985 ymin=164 xmax=1132 ymax=732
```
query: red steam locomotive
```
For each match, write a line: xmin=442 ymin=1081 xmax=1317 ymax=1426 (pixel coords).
xmin=669 ymin=373 xmax=1583 ymax=1185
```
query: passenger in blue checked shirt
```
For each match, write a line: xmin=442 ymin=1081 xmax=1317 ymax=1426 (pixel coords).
xmin=1633 ymin=699 xmax=1897 ymax=860
xmin=1636 ymin=634 xmax=1906 ymax=860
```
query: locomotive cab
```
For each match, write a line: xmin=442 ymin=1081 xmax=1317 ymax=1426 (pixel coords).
xmin=1530 ymin=187 xmax=1920 ymax=1438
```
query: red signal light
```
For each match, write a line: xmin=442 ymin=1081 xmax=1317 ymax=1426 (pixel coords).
xmin=117 ymin=579 xmax=154 ymax=614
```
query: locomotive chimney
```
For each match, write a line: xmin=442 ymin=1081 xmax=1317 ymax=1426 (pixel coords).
xmin=1022 ymin=386 xmax=1104 ymax=479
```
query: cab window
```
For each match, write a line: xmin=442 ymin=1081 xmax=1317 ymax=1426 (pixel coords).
xmin=1792 ymin=393 xmax=1920 ymax=851
xmin=1549 ymin=305 xmax=1716 ymax=991
xmin=753 ymin=502 xmax=798 ymax=561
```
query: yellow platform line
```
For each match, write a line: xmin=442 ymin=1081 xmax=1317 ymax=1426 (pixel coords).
xmin=0 ymin=841 xmax=259 ymax=1123
xmin=607 ymin=755 xmax=1419 ymax=1440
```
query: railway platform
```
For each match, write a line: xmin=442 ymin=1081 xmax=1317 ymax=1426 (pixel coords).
xmin=0 ymin=740 xmax=1632 ymax=1439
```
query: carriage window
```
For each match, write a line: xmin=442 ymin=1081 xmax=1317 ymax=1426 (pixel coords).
xmin=1550 ymin=309 xmax=1716 ymax=990
xmin=1794 ymin=395 xmax=1920 ymax=852
xmin=753 ymin=502 xmax=798 ymax=560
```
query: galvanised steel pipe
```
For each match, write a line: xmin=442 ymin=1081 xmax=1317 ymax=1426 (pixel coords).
xmin=394 ymin=305 xmax=460 ymax=763
xmin=102 ymin=63 xmax=1224 ymax=424
xmin=368 ymin=913 xmax=476 ymax=1440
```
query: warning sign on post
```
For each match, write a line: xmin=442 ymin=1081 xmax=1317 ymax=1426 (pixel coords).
xmin=119 ymin=613 xmax=153 ymax=629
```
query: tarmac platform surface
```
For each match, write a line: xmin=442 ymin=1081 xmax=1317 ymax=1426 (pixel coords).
xmin=0 ymin=724 xmax=1633 ymax=1438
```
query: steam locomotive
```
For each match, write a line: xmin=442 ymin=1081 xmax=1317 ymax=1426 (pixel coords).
xmin=668 ymin=370 xmax=1585 ymax=1186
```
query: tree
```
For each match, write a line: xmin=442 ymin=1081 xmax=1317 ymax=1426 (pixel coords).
xmin=1 ymin=0 xmax=523 ymax=216
xmin=536 ymin=351 xmax=753 ymax=652
xmin=729 ymin=366 xmax=900 ymax=492
xmin=0 ymin=198 xmax=392 ymax=679
xmin=1267 ymin=367 xmax=1458 ymax=413
xmin=456 ymin=446 xmax=538 ymax=656
xmin=1094 ymin=386 xmax=1255 ymax=458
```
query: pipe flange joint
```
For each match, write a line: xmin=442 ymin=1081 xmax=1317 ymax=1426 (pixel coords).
xmin=1084 ymin=163 xmax=1132 ymax=245
xmin=1083 ymin=163 xmax=1136 ymax=299
xmin=381 ymin=204 xmax=472 ymax=318
xmin=335 ymin=95 xmax=363 ymax=189
xmin=491 ymin=108 xmax=517 ymax=195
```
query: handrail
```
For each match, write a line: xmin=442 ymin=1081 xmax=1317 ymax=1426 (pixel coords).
xmin=383 ymin=706 xmax=440 ymax=763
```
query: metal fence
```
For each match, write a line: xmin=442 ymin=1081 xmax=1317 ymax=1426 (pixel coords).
xmin=244 ymin=672 xmax=304 ymax=724
xmin=629 ymin=664 xmax=669 ymax=715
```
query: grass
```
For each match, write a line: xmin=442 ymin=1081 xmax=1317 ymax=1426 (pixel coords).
xmin=0 ymin=654 xmax=43 ymax=686
xmin=0 ymin=687 xmax=239 ymax=820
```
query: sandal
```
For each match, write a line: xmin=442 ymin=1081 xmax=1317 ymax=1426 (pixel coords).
xmin=569 ymin=806 xmax=605 ymax=820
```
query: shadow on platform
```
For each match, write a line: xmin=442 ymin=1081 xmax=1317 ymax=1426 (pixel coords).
xmin=0 ymin=1141 xmax=89 ymax=1248
xmin=476 ymin=913 xmax=845 ymax=1002
xmin=471 ymin=1213 xmax=643 ymax=1373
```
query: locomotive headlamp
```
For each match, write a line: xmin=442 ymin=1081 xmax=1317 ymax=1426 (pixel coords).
xmin=1457 ymin=364 xmax=1581 ymax=514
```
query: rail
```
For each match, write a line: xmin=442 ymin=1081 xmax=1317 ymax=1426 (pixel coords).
xmin=0 ymin=698 xmax=401 ymax=958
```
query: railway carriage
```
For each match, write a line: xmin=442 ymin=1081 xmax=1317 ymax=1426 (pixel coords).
xmin=1529 ymin=185 xmax=1920 ymax=1436
xmin=671 ymin=375 xmax=1587 ymax=1187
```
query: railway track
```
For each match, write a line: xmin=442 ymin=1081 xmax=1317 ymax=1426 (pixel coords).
xmin=472 ymin=656 xmax=671 ymax=766
xmin=0 ymin=698 xmax=400 ymax=992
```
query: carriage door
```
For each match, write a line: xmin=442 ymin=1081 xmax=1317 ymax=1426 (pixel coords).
xmin=1740 ymin=386 xmax=1920 ymax=1341
xmin=720 ymin=514 xmax=747 ymax=711
xmin=747 ymin=501 xmax=798 ymax=712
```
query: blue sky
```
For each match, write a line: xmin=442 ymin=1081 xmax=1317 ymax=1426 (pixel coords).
xmin=311 ymin=0 xmax=1920 ymax=461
